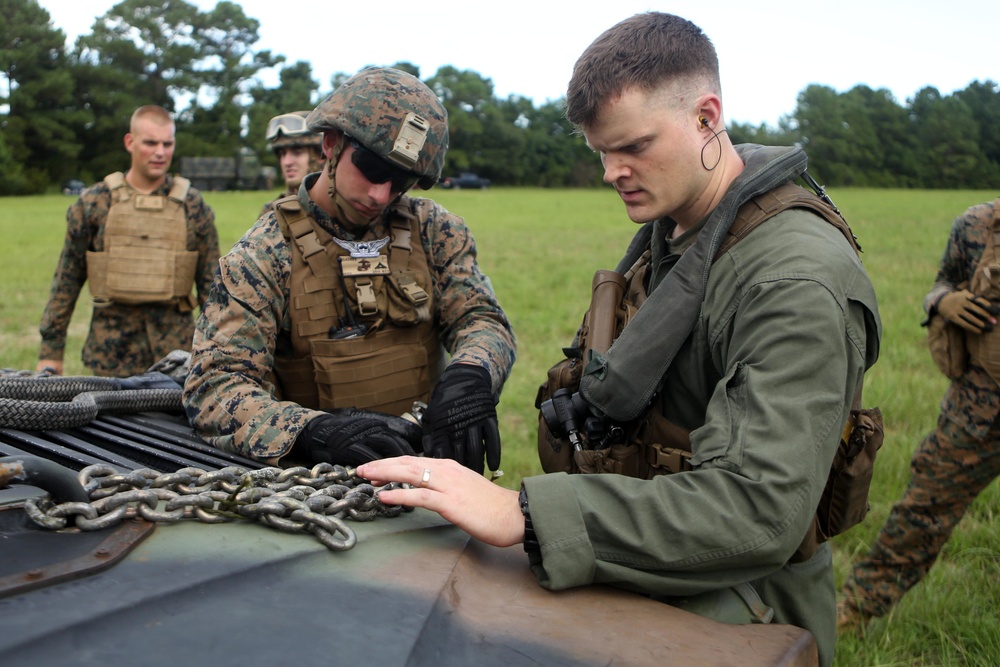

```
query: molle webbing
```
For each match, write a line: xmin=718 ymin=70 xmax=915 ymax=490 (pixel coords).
xmin=86 ymin=173 xmax=197 ymax=306
xmin=280 ymin=197 xmax=341 ymax=344
xmin=717 ymin=182 xmax=859 ymax=259
xmin=273 ymin=197 xmax=438 ymax=413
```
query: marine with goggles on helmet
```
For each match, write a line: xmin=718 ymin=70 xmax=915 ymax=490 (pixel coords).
xmin=260 ymin=110 xmax=325 ymax=216
xmin=182 ymin=67 xmax=516 ymax=476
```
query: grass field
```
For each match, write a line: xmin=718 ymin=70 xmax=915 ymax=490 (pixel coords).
xmin=2 ymin=186 xmax=998 ymax=666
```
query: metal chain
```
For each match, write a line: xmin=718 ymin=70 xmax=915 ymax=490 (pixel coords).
xmin=23 ymin=462 xmax=413 ymax=551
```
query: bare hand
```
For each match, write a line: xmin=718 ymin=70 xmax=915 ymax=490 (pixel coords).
xmin=358 ymin=456 xmax=524 ymax=548
xmin=36 ymin=359 xmax=63 ymax=375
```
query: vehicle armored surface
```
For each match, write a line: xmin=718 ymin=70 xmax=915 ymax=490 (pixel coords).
xmin=0 ymin=360 xmax=818 ymax=666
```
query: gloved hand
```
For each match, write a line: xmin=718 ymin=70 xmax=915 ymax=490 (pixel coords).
xmin=422 ymin=364 xmax=500 ymax=475
xmin=293 ymin=411 xmax=416 ymax=467
xmin=937 ymin=289 xmax=997 ymax=333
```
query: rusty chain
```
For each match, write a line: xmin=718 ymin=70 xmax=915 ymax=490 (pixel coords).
xmin=22 ymin=462 xmax=412 ymax=551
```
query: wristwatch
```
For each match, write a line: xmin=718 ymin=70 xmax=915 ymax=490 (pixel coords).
xmin=518 ymin=484 xmax=540 ymax=554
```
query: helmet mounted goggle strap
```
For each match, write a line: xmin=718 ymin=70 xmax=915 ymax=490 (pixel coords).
xmin=266 ymin=113 xmax=310 ymax=141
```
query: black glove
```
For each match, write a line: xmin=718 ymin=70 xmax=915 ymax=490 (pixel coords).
xmin=422 ymin=364 xmax=500 ymax=474
xmin=331 ymin=407 xmax=424 ymax=448
xmin=293 ymin=411 xmax=416 ymax=467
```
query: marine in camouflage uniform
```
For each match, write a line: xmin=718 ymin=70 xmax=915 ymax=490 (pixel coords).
xmin=259 ymin=110 xmax=325 ymax=217
xmin=839 ymin=199 xmax=1000 ymax=628
xmin=183 ymin=68 xmax=516 ymax=472
xmin=38 ymin=106 xmax=219 ymax=378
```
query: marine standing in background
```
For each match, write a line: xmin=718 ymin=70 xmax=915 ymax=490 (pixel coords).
xmin=260 ymin=110 xmax=325 ymax=216
xmin=183 ymin=67 xmax=516 ymax=475
xmin=37 ymin=105 xmax=219 ymax=378
xmin=838 ymin=198 xmax=1000 ymax=631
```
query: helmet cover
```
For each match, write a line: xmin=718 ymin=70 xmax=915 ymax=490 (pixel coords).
xmin=306 ymin=67 xmax=448 ymax=188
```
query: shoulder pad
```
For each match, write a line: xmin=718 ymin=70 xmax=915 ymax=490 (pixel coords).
xmin=272 ymin=195 xmax=303 ymax=240
xmin=103 ymin=172 xmax=126 ymax=190
xmin=169 ymin=176 xmax=191 ymax=202
xmin=388 ymin=195 xmax=416 ymax=222
xmin=274 ymin=195 xmax=301 ymax=212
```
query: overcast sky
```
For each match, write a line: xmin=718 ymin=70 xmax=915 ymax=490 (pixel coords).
xmin=36 ymin=0 xmax=999 ymax=127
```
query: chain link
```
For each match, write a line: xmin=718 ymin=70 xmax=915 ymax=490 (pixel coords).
xmin=23 ymin=462 xmax=412 ymax=551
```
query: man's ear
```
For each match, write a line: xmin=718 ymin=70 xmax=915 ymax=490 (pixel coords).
xmin=694 ymin=95 xmax=723 ymax=131
xmin=322 ymin=130 xmax=342 ymax=157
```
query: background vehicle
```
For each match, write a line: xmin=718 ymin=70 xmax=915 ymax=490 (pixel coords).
xmin=179 ymin=147 xmax=276 ymax=191
xmin=60 ymin=179 xmax=85 ymax=195
xmin=440 ymin=172 xmax=491 ymax=189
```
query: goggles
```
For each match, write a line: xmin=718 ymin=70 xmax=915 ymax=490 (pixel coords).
xmin=265 ymin=113 xmax=310 ymax=141
xmin=349 ymin=138 xmax=420 ymax=192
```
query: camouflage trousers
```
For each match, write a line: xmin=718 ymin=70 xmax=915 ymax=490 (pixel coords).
xmin=840 ymin=410 xmax=1000 ymax=617
xmin=83 ymin=302 xmax=195 ymax=378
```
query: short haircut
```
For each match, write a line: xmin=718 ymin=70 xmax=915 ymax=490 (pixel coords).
xmin=566 ymin=12 xmax=721 ymax=128
xmin=130 ymin=105 xmax=173 ymax=132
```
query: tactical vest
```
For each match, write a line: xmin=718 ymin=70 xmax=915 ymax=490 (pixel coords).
xmin=271 ymin=196 xmax=443 ymax=415
xmin=536 ymin=182 xmax=883 ymax=561
xmin=86 ymin=172 xmax=198 ymax=308
xmin=963 ymin=198 xmax=1000 ymax=383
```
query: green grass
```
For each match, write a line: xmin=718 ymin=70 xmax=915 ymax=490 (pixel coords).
xmin=3 ymin=186 xmax=998 ymax=666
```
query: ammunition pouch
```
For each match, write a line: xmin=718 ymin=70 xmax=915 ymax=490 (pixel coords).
xmin=536 ymin=356 xmax=583 ymax=474
xmin=536 ymin=348 xmax=693 ymax=477
xmin=925 ymin=279 xmax=969 ymax=380
xmin=793 ymin=405 xmax=884 ymax=562
xmin=87 ymin=247 xmax=198 ymax=306
xmin=927 ymin=313 xmax=968 ymax=380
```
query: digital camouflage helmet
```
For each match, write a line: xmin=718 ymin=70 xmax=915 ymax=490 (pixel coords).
xmin=306 ymin=67 xmax=448 ymax=189
xmin=266 ymin=110 xmax=323 ymax=153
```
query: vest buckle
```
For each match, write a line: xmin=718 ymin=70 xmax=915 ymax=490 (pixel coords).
xmin=355 ymin=278 xmax=378 ymax=316
xmin=645 ymin=443 xmax=692 ymax=474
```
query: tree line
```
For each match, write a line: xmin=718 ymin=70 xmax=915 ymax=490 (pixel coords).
xmin=2 ymin=0 xmax=998 ymax=195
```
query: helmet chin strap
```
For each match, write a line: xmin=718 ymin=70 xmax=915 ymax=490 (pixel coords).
xmin=327 ymin=135 xmax=408 ymax=235
xmin=324 ymin=135 xmax=372 ymax=233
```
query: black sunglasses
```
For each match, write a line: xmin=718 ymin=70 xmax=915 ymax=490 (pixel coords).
xmin=349 ymin=139 xmax=420 ymax=192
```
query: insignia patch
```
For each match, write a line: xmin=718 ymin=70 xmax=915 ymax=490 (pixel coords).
xmin=333 ymin=236 xmax=391 ymax=258
xmin=340 ymin=255 xmax=390 ymax=276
